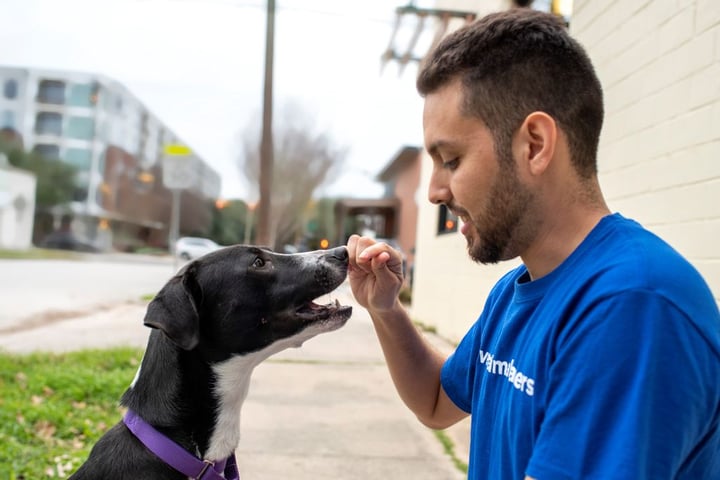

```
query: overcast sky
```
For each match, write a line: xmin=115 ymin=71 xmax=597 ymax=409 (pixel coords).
xmin=0 ymin=0 xmax=433 ymax=200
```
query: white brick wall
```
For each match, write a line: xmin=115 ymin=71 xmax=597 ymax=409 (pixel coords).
xmin=410 ymin=0 xmax=720 ymax=343
xmin=577 ymin=0 xmax=720 ymax=305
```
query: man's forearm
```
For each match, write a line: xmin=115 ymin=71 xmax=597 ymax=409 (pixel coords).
xmin=367 ymin=299 xmax=452 ymax=428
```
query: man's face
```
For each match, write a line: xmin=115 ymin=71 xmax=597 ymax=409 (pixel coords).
xmin=423 ymin=80 xmax=536 ymax=264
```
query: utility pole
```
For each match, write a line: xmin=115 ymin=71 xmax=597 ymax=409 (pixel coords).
xmin=256 ymin=0 xmax=275 ymax=247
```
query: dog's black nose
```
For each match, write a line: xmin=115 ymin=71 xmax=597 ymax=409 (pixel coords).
xmin=327 ymin=246 xmax=348 ymax=264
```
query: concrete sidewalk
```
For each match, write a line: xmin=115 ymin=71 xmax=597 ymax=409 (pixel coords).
xmin=0 ymin=282 xmax=470 ymax=479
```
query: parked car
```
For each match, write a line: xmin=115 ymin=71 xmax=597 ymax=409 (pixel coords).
xmin=40 ymin=231 xmax=99 ymax=253
xmin=175 ymin=237 xmax=221 ymax=260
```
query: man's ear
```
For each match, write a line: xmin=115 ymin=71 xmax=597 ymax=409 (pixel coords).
xmin=514 ymin=111 xmax=557 ymax=177
xmin=143 ymin=265 xmax=201 ymax=350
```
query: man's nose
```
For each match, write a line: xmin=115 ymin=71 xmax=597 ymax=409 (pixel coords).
xmin=428 ymin=169 xmax=451 ymax=206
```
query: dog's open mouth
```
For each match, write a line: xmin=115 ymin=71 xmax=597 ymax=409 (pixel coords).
xmin=296 ymin=298 xmax=352 ymax=325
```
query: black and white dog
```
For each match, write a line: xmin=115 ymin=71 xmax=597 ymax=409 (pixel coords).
xmin=69 ymin=245 xmax=352 ymax=479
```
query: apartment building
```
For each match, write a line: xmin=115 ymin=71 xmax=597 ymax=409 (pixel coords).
xmin=0 ymin=66 xmax=220 ymax=251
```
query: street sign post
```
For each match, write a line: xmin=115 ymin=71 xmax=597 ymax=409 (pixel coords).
xmin=162 ymin=144 xmax=193 ymax=262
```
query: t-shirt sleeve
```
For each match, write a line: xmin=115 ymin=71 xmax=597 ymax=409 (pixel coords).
xmin=526 ymin=290 xmax=717 ymax=479
xmin=441 ymin=319 xmax=481 ymax=414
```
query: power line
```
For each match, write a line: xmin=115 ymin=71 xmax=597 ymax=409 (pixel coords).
xmin=133 ymin=0 xmax=394 ymax=25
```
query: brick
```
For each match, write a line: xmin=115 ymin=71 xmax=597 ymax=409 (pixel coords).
xmin=601 ymin=5 xmax=694 ymax=89
xmin=611 ymin=179 xmax=719 ymax=225
xmin=607 ymin=26 xmax=713 ymax=114
xmin=689 ymin=62 xmax=720 ymax=108
xmin=604 ymin=64 xmax=720 ymax=143
xmin=650 ymin=219 xmax=720 ymax=260
xmin=571 ymin=0 xmax=618 ymax=43
xmin=600 ymin=141 xmax=720 ymax=200
xmin=601 ymin=141 xmax=720 ymax=202
xmin=697 ymin=0 xmax=720 ymax=33
xmin=651 ymin=141 xmax=720 ymax=189
xmin=601 ymin=163 xmax=654 ymax=200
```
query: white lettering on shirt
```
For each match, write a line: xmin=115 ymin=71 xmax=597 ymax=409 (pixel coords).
xmin=478 ymin=350 xmax=535 ymax=396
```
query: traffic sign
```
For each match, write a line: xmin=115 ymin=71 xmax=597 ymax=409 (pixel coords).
xmin=163 ymin=144 xmax=192 ymax=156
xmin=162 ymin=155 xmax=197 ymax=189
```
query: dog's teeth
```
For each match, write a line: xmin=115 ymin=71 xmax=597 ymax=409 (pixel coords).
xmin=334 ymin=299 xmax=340 ymax=307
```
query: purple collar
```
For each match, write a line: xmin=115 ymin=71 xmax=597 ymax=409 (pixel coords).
xmin=123 ymin=410 xmax=239 ymax=480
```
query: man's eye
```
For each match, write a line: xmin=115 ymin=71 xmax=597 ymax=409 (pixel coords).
xmin=252 ymin=257 xmax=265 ymax=268
xmin=443 ymin=158 xmax=459 ymax=170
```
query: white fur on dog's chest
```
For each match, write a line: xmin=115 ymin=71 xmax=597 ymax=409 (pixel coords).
xmin=206 ymin=333 xmax=311 ymax=461
xmin=206 ymin=355 xmax=256 ymax=461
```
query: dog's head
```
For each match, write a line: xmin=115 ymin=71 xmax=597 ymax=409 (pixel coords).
xmin=143 ymin=245 xmax=352 ymax=360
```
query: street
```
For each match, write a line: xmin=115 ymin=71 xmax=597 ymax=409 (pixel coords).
xmin=0 ymin=254 xmax=177 ymax=332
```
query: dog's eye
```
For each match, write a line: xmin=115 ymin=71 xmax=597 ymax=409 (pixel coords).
xmin=252 ymin=257 xmax=265 ymax=268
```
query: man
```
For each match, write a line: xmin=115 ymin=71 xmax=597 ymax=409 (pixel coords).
xmin=347 ymin=9 xmax=720 ymax=480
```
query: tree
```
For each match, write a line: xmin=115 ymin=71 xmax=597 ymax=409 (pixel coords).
xmin=238 ymin=103 xmax=347 ymax=249
xmin=208 ymin=199 xmax=254 ymax=246
xmin=0 ymin=133 xmax=76 ymax=209
xmin=303 ymin=197 xmax=337 ymax=250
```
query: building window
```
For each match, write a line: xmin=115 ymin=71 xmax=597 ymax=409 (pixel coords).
xmin=72 ymin=186 xmax=89 ymax=202
xmin=33 ymin=143 xmax=61 ymax=159
xmin=1 ymin=110 xmax=15 ymax=129
xmin=65 ymin=147 xmax=93 ymax=171
xmin=66 ymin=116 xmax=95 ymax=140
xmin=437 ymin=204 xmax=458 ymax=235
xmin=35 ymin=112 xmax=63 ymax=136
xmin=73 ymin=171 xmax=89 ymax=202
xmin=3 ymin=79 xmax=18 ymax=99
xmin=68 ymin=83 xmax=99 ymax=108
xmin=37 ymin=79 xmax=66 ymax=104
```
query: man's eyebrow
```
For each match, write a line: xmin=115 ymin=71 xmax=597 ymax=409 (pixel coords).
xmin=427 ymin=140 xmax=452 ymax=158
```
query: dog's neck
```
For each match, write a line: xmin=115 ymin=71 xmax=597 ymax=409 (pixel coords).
xmin=121 ymin=331 xmax=258 ymax=461
xmin=121 ymin=328 xmax=319 ymax=462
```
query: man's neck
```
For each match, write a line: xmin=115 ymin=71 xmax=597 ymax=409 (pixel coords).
xmin=521 ymin=205 xmax=611 ymax=281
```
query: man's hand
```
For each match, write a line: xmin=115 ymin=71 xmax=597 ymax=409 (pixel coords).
xmin=347 ymin=234 xmax=404 ymax=313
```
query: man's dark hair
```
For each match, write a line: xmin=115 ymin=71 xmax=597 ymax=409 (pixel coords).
xmin=417 ymin=9 xmax=604 ymax=178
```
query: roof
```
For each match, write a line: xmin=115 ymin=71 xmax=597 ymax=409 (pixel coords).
xmin=334 ymin=198 xmax=400 ymax=211
xmin=376 ymin=146 xmax=421 ymax=182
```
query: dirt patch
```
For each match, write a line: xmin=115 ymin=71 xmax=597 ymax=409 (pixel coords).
xmin=0 ymin=301 xmax=143 ymax=335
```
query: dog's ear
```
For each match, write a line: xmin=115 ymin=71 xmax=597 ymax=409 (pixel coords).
xmin=144 ymin=264 xmax=201 ymax=350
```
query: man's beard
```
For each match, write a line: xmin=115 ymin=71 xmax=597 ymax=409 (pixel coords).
xmin=466 ymin=159 xmax=535 ymax=264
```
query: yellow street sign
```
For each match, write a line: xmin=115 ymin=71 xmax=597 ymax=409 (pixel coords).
xmin=163 ymin=144 xmax=192 ymax=156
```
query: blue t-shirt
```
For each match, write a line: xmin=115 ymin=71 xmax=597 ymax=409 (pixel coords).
xmin=441 ymin=214 xmax=720 ymax=479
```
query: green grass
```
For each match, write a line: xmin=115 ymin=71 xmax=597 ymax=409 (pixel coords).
xmin=0 ymin=348 xmax=143 ymax=479
xmin=0 ymin=248 xmax=80 ymax=260
xmin=0 ymin=345 xmax=466 ymax=478
xmin=433 ymin=429 xmax=469 ymax=474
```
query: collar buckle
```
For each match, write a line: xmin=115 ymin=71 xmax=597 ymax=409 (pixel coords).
xmin=196 ymin=459 xmax=215 ymax=479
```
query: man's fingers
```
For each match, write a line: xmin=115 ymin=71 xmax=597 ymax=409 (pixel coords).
xmin=348 ymin=234 xmax=374 ymax=274
xmin=371 ymin=250 xmax=404 ymax=278
xmin=348 ymin=235 xmax=403 ymax=278
xmin=370 ymin=251 xmax=390 ymax=269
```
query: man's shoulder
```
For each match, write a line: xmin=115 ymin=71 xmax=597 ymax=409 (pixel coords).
xmin=565 ymin=214 xmax=719 ymax=344
xmin=579 ymin=214 xmax=703 ymax=290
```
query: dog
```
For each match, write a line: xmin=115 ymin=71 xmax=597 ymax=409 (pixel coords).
xmin=69 ymin=245 xmax=352 ymax=479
